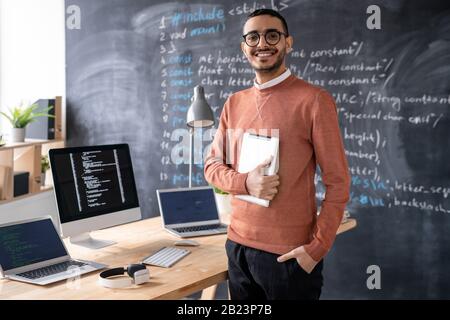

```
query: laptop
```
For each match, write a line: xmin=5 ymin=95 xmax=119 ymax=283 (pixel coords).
xmin=156 ymin=186 xmax=228 ymax=238
xmin=0 ymin=216 xmax=107 ymax=286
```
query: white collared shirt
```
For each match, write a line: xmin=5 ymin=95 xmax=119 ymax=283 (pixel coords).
xmin=254 ymin=68 xmax=292 ymax=90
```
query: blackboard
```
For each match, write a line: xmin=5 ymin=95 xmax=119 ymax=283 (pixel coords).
xmin=65 ymin=0 xmax=450 ymax=298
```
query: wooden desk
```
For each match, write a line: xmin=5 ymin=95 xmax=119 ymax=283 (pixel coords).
xmin=0 ymin=217 xmax=356 ymax=300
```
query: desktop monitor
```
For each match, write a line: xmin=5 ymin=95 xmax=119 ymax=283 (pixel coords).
xmin=49 ymin=143 xmax=142 ymax=249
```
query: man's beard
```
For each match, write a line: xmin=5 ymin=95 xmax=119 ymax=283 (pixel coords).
xmin=250 ymin=47 xmax=286 ymax=74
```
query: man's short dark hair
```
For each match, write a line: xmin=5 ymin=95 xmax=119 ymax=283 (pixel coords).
xmin=247 ymin=9 xmax=289 ymax=36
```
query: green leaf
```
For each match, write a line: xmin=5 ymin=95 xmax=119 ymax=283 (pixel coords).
xmin=0 ymin=103 xmax=54 ymax=128
xmin=212 ymin=185 xmax=229 ymax=195
xmin=41 ymin=155 xmax=50 ymax=173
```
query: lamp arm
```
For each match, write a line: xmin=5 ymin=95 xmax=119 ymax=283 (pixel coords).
xmin=189 ymin=127 xmax=194 ymax=188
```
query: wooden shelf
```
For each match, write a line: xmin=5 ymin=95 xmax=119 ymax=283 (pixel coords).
xmin=0 ymin=138 xmax=65 ymax=151
xmin=0 ymin=96 xmax=64 ymax=205
xmin=0 ymin=138 xmax=64 ymax=204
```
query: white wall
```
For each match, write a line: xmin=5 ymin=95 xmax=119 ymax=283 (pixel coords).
xmin=0 ymin=191 xmax=59 ymax=231
xmin=0 ymin=0 xmax=65 ymax=137
xmin=0 ymin=0 xmax=65 ymax=222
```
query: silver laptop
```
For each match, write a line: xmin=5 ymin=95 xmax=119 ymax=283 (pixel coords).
xmin=0 ymin=216 xmax=106 ymax=286
xmin=156 ymin=186 xmax=228 ymax=238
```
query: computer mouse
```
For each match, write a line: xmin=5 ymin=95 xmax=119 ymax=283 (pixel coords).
xmin=174 ymin=239 xmax=200 ymax=247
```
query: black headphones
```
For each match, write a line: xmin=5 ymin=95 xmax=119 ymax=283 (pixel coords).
xmin=98 ymin=264 xmax=149 ymax=288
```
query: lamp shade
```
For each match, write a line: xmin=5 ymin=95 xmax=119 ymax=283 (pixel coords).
xmin=187 ymin=85 xmax=215 ymax=128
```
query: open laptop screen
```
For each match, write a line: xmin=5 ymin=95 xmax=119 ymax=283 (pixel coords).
xmin=0 ymin=219 xmax=67 ymax=272
xmin=158 ymin=188 xmax=219 ymax=225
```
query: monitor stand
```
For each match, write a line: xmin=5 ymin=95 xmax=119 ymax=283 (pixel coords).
xmin=69 ymin=233 xmax=117 ymax=249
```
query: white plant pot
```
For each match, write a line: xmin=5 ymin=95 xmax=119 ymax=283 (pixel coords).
xmin=41 ymin=172 xmax=46 ymax=187
xmin=11 ymin=127 xmax=26 ymax=142
xmin=214 ymin=193 xmax=232 ymax=223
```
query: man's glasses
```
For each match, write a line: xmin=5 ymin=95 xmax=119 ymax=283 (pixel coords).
xmin=242 ymin=30 xmax=288 ymax=47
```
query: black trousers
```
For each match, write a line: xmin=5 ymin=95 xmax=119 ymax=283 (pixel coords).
xmin=225 ymin=239 xmax=323 ymax=300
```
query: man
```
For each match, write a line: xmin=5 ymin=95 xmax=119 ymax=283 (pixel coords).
xmin=204 ymin=9 xmax=350 ymax=300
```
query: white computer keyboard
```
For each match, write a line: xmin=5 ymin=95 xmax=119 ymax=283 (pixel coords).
xmin=142 ymin=247 xmax=191 ymax=268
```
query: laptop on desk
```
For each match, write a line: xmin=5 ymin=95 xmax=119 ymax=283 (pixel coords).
xmin=156 ymin=186 xmax=228 ymax=238
xmin=0 ymin=216 xmax=106 ymax=286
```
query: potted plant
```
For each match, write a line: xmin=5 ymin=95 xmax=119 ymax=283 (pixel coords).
xmin=40 ymin=155 xmax=50 ymax=187
xmin=212 ymin=185 xmax=232 ymax=222
xmin=0 ymin=103 xmax=54 ymax=142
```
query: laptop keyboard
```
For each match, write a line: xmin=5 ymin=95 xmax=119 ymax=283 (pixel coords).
xmin=17 ymin=261 xmax=88 ymax=280
xmin=173 ymin=224 xmax=227 ymax=233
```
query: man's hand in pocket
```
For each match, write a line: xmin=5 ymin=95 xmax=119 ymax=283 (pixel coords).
xmin=277 ymin=246 xmax=318 ymax=273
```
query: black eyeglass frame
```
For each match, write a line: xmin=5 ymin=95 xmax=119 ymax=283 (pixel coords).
xmin=242 ymin=30 xmax=288 ymax=47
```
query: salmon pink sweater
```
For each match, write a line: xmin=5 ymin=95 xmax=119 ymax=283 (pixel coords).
xmin=204 ymin=73 xmax=351 ymax=261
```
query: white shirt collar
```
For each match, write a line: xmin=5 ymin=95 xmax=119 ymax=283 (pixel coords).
xmin=254 ymin=68 xmax=291 ymax=90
